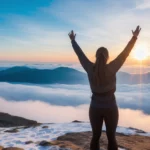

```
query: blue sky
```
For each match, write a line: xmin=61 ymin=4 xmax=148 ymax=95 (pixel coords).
xmin=0 ymin=0 xmax=150 ymax=63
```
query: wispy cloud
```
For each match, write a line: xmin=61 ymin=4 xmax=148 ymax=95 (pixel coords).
xmin=135 ymin=0 xmax=150 ymax=9
xmin=41 ymin=0 xmax=150 ymax=61
xmin=0 ymin=0 xmax=150 ymax=63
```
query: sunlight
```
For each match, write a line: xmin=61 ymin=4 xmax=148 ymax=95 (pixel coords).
xmin=132 ymin=44 xmax=149 ymax=61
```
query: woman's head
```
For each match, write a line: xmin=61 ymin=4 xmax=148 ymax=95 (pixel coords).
xmin=96 ymin=47 xmax=109 ymax=63
xmin=92 ymin=47 xmax=109 ymax=86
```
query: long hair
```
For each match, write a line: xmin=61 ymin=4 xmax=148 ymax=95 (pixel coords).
xmin=92 ymin=47 xmax=109 ymax=86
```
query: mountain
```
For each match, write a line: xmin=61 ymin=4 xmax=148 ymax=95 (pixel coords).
xmin=0 ymin=66 xmax=88 ymax=84
xmin=0 ymin=66 xmax=150 ymax=84
xmin=116 ymin=71 xmax=150 ymax=84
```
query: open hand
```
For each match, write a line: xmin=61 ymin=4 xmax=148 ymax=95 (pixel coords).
xmin=132 ymin=26 xmax=141 ymax=38
xmin=68 ymin=30 xmax=76 ymax=41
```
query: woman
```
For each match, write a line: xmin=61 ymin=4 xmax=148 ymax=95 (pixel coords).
xmin=68 ymin=26 xmax=141 ymax=150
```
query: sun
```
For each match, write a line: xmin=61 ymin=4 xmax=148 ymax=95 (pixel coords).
xmin=132 ymin=44 xmax=149 ymax=61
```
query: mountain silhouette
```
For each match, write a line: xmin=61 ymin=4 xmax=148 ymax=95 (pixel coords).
xmin=0 ymin=66 xmax=88 ymax=84
xmin=0 ymin=66 xmax=149 ymax=84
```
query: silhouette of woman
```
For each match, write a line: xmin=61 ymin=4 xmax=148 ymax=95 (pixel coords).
xmin=68 ymin=26 xmax=141 ymax=150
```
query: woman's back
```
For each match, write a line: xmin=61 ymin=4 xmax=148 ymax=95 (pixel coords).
xmin=86 ymin=62 xmax=116 ymax=94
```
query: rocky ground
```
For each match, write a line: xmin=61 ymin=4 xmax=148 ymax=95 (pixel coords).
xmin=1 ymin=131 xmax=150 ymax=150
xmin=56 ymin=131 xmax=150 ymax=150
xmin=0 ymin=113 xmax=150 ymax=150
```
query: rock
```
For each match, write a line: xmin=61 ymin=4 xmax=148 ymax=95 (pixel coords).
xmin=25 ymin=141 xmax=33 ymax=144
xmin=4 ymin=128 xmax=19 ymax=133
xmin=38 ymin=140 xmax=77 ymax=149
xmin=39 ymin=140 xmax=52 ymax=146
xmin=31 ymin=123 xmax=42 ymax=127
xmin=50 ymin=141 xmax=81 ymax=150
xmin=3 ymin=147 xmax=24 ymax=150
xmin=42 ymin=126 xmax=49 ymax=128
xmin=0 ymin=112 xmax=38 ymax=127
xmin=72 ymin=120 xmax=83 ymax=123
xmin=128 ymin=127 xmax=146 ymax=134
xmin=23 ymin=123 xmax=42 ymax=129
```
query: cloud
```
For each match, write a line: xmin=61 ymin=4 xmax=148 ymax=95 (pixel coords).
xmin=0 ymin=82 xmax=91 ymax=106
xmin=0 ymin=98 xmax=150 ymax=132
xmin=0 ymin=81 xmax=150 ymax=131
xmin=0 ymin=18 xmax=69 ymax=50
xmin=0 ymin=82 xmax=150 ymax=115
xmin=116 ymin=84 xmax=150 ymax=114
xmin=119 ymin=108 xmax=150 ymax=132
xmin=135 ymin=0 xmax=150 ymax=9
xmin=0 ymin=97 xmax=89 ymax=123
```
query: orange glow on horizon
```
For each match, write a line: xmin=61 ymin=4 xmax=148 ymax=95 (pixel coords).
xmin=0 ymin=46 xmax=149 ymax=65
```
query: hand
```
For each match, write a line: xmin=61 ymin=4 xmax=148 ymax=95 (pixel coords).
xmin=132 ymin=26 xmax=141 ymax=38
xmin=68 ymin=30 xmax=76 ymax=41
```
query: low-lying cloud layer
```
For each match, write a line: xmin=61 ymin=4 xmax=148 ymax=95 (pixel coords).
xmin=0 ymin=82 xmax=150 ymax=131
xmin=0 ymin=82 xmax=150 ymax=114
xmin=0 ymin=98 xmax=150 ymax=132
xmin=0 ymin=82 xmax=91 ymax=106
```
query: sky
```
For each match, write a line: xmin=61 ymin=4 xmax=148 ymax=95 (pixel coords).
xmin=0 ymin=0 xmax=150 ymax=64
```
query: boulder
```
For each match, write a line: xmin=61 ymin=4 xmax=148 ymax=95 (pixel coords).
xmin=42 ymin=126 xmax=49 ymax=129
xmin=5 ymin=128 xmax=19 ymax=133
xmin=23 ymin=123 xmax=42 ymax=129
xmin=39 ymin=140 xmax=52 ymax=146
xmin=25 ymin=141 xmax=33 ymax=144
xmin=72 ymin=120 xmax=83 ymax=123
xmin=128 ymin=127 xmax=146 ymax=134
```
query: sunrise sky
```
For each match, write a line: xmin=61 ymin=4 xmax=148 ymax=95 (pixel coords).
xmin=0 ymin=0 xmax=150 ymax=64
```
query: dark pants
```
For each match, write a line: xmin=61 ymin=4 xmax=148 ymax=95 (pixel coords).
xmin=89 ymin=105 xmax=119 ymax=150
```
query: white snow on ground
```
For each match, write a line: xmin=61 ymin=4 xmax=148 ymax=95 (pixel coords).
xmin=0 ymin=123 xmax=149 ymax=150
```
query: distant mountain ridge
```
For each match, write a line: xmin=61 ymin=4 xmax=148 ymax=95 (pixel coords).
xmin=0 ymin=66 xmax=88 ymax=84
xmin=0 ymin=66 xmax=150 ymax=84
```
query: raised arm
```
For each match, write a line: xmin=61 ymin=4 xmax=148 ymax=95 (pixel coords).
xmin=108 ymin=26 xmax=141 ymax=75
xmin=68 ymin=30 xmax=92 ymax=72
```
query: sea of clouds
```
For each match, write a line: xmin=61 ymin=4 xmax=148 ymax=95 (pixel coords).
xmin=0 ymin=82 xmax=150 ymax=132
